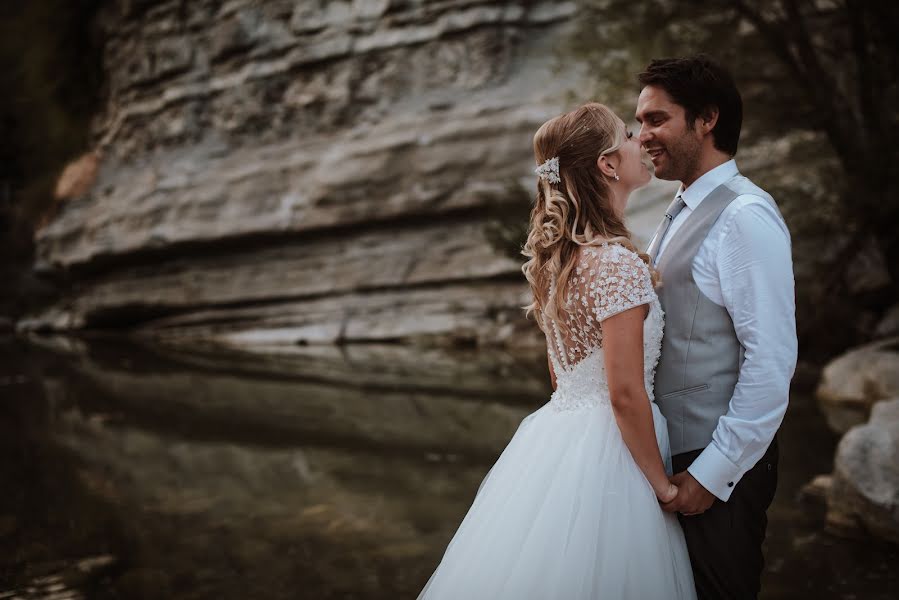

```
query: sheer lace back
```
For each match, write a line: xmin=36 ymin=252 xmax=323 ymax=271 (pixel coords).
xmin=543 ymin=243 xmax=664 ymax=411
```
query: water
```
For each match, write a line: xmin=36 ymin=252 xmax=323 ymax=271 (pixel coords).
xmin=1 ymin=334 xmax=896 ymax=599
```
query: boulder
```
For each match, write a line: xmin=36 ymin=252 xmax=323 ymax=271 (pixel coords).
xmin=845 ymin=240 xmax=892 ymax=295
xmin=875 ymin=304 xmax=899 ymax=338
xmin=799 ymin=473 xmax=832 ymax=508
xmin=815 ymin=337 xmax=899 ymax=433
xmin=826 ymin=398 xmax=899 ymax=544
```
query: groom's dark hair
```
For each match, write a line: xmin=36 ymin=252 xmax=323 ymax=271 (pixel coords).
xmin=638 ymin=54 xmax=742 ymax=156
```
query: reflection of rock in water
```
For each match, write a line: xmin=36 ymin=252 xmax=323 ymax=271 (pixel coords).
xmin=7 ymin=337 xmax=899 ymax=598
xmin=32 ymin=335 xmax=547 ymax=459
xmin=52 ymin=407 xmax=492 ymax=598
xmin=0 ymin=556 xmax=116 ymax=600
xmin=23 ymin=336 xmax=549 ymax=598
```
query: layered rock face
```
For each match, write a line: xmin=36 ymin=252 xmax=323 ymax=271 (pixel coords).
xmin=25 ymin=0 xmax=675 ymax=349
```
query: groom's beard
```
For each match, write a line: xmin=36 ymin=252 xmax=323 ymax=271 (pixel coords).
xmin=641 ymin=149 xmax=655 ymax=175
xmin=653 ymin=136 xmax=702 ymax=183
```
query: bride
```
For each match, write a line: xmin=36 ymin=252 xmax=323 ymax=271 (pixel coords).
xmin=418 ymin=103 xmax=696 ymax=599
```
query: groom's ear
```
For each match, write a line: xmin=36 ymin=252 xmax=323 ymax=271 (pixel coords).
xmin=698 ymin=106 xmax=719 ymax=137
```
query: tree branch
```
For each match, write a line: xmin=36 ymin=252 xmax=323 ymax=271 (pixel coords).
xmin=781 ymin=0 xmax=857 ymax=149
xmin=845 ymin=0 xmax=878 ymax=144
xmin=728 ymin=0 xmax=863 ymax=172
xmin=728 ymin=0 xmax=808 ymax=87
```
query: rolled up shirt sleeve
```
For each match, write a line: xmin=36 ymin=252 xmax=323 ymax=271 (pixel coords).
xmin=687 ymin=199 xmax=798 ymax=502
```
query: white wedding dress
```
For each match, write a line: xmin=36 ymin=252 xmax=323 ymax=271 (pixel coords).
xmin=419 ymin=243 xmax=696 ymax=599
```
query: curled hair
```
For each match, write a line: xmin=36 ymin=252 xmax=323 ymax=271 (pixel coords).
xmin=522 ymin=102 xmax=657 ymax=336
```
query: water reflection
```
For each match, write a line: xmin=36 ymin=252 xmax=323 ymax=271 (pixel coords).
xmin=1 ymin=335 xmax=896 ymax=598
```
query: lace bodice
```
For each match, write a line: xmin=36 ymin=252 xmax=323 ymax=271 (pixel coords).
xmin=544 ymin=244 xmax=664 ymax=411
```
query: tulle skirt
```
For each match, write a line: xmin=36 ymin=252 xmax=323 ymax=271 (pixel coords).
xmin=418 ymin=400 xmax=696 ymax=600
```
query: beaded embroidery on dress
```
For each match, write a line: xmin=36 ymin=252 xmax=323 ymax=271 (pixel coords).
xmin=547 ymin=243 xmax=664 ymax=412
xmin=418 ymin=244 xmax=696 ymax=600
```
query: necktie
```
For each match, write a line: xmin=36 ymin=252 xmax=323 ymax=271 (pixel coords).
xmin=647 ymin=194 xmax=687 ymax=264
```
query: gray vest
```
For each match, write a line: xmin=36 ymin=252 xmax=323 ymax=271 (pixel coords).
xmin=651 ymin=182 xmax=781 ymax=456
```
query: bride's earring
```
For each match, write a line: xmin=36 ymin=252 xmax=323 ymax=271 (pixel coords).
xmin=613 ymin=173 xmax=620 ymax=181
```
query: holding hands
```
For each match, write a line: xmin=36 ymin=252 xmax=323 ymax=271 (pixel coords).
xmin=661 ymin=471 xmax=716 ymax=516
xmin=655 ymin=481 xmax=679 ymax=504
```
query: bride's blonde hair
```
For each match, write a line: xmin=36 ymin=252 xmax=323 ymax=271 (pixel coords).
xmin=522 ymin=102 xmax=656 ymax=335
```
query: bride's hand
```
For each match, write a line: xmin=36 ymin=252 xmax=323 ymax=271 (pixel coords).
xmin=656 ymin=482 xmax=678 ymax=504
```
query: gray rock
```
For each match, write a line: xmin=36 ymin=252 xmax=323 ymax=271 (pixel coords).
xmin=28 ymin=0 xmax=667 ymax=348
xmin=815 ymin=337 xmax=899 ymax=433
xmin=137 ymin=281 xmax=536 ymax=349
xmin=846 ymin=240 xmax=892 ymax=295
xmin=826 ymin=398 xmax=899 ymax=544
xmin=875 ymin=304 xmax=899 ymax=338
xmin=799 ymin=474 xmax=832 ymax=506
xmin=24 ymin=0 xmax=806 ymax=351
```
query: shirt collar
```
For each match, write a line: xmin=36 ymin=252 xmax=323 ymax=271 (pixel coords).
xmin=675 ymin=159 xmax=739 ymax=211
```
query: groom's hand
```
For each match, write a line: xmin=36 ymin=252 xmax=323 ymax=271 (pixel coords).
xmin=660 ymin=471 xmax=715 ymax=516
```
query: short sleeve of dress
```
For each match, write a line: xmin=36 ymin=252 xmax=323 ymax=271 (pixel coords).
xmin=583 ymin=244 xmax=656 ymax=323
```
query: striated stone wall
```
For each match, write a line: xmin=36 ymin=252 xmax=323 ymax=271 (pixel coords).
xmin=25 ymin=0 xmax=675 ymax=349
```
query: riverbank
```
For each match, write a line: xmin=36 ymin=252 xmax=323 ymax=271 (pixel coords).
xmin=1 ymin=335 xmax=896 ymax=598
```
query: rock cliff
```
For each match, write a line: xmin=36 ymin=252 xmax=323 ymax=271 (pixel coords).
xmin=23 ymin=0 xmax=677 ymax=349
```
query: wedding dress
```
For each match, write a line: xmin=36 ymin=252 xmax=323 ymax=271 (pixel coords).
xmin=418 ymin=243 xmax=696 ymax=599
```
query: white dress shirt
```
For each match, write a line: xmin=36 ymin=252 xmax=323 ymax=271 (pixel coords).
xmin=651 ymin=159 xmax=797 ymax=502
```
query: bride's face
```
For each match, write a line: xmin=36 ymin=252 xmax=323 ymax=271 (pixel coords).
xmin=615 ymin=123 xmax=653 ymax=190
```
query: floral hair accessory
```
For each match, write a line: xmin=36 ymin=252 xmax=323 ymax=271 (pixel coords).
xmin=535 ymin=156 xmax=561 ymax=184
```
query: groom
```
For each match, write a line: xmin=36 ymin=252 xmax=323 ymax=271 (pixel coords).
xmin=636 ymin=55 xmax=797 ymax=599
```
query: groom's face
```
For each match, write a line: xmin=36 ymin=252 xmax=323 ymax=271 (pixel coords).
xmin=635 ymin=85 xmax=702 ymax=183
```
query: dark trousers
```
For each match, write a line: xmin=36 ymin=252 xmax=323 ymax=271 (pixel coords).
xmin=672 ymin=438 xmax=779 ymax=600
